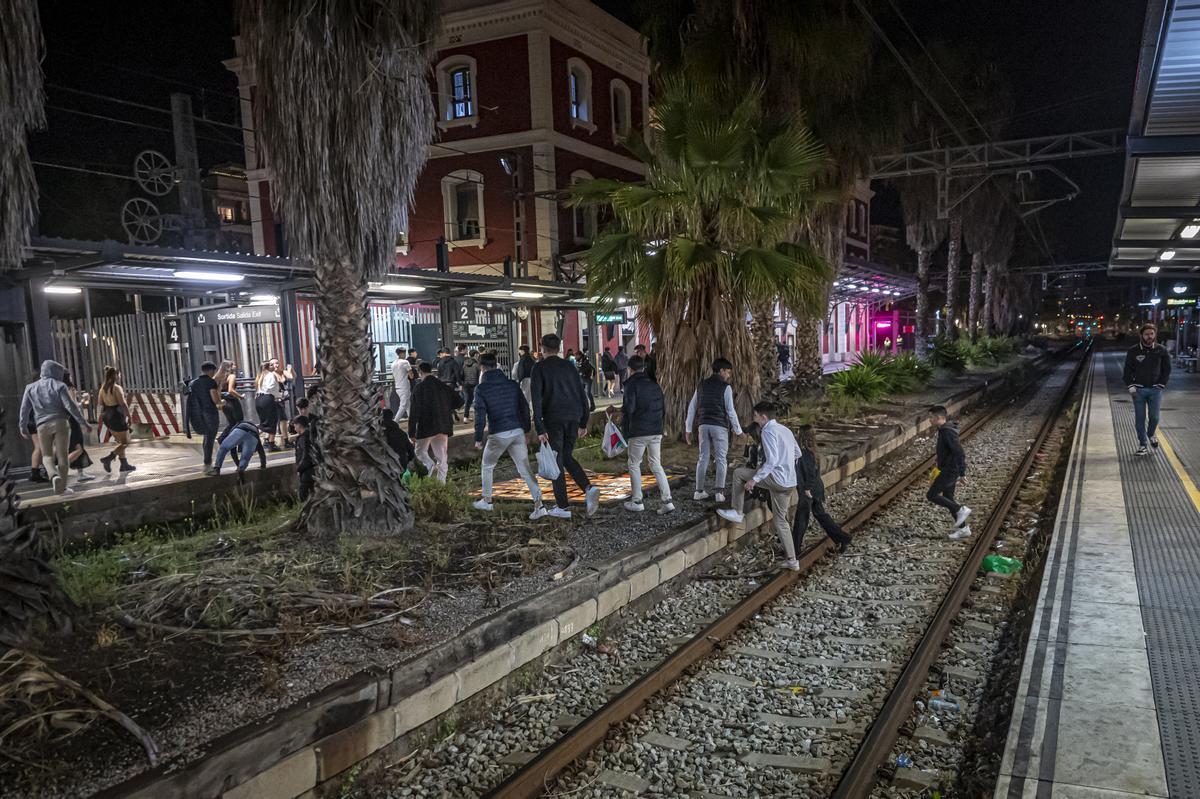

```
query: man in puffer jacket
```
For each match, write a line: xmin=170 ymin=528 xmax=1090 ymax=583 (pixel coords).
xmin=472 ymin=352 xmax=546 ymax=520
xmin=19 ymin=360 xmax=90 ymax=495
xmin=409 ymin=361 xmax=463 ymax=483
xmin=620 ymin=356 xmax=674 ymax=515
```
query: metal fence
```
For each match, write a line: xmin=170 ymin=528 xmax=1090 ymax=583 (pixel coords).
xmin=52 ymin=312 xmax=182 ymax=392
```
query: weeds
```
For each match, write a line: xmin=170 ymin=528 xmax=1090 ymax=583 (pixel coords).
xmin=828 ymin=363 xmax=889 ymax=404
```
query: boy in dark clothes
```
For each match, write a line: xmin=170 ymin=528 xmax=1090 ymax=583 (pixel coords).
xmin=293 ymin=415 xmax=316 ymax=500
xmin=927 ymin=405 xmax=972 ymax=540
xmin=381 ymin=409 xmax=415 ymax=470
xmin=793 ymin=424 xmax=851 ymax=552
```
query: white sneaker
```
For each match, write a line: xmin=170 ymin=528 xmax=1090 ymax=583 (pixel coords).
xmin=529 ymin=506 xmax=548 ymax=520
xmin=51 ymin=475 xmax=64 ymax=494
xmin=76 ymin=473 xmax=95 ymax=483
xmin=948 ymin=525 xmax=972 ymax=541
xmin=955 ymin=507 xmax=972 ymax=527
xmin=716 ymin=508 xmax=744 ymax=525
xmin=657 ymin=502 xmax=676 ymax=515
xmin=548 ymin=507 xmax=572 ymax=519
xmin=782 ymin=558 xmax=800 ymax=571
xmin=1136 ymin=446 xmax=1149 ymax=456
xmin=714 ymin=492 xmax=726 ymax=504
xmin=693 ymin=491 xmax=710 ymax=501
xmin=585 ymin=486 xmax=601 ymax=517
xmin=473 ymin=499 xmax=494 ymax=512
xmin=59 ymin=486 xmax=74 ymax=496
xmin=623 ymin=500 xmax=645 ymax=512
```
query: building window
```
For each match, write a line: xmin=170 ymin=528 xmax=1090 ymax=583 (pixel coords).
xmin=567 ymin=57 xmax=595 ymax=133
xmin=436 ymin=56 xmax=479 ymax=130
xmin=218 ymin=205 xmax=235 ymax=224
xmin=571 ymin=170 xmax=598 ymax=245
xmin=610 ymin=79 xmax=631 ymax=140
xmin=441 ymin=170 xmax=486 ymax=247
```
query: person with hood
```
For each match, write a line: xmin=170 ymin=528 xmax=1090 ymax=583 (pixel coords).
xmin=409 ymin=361 xmax=463 ymax=482
xmin=512 ymin=344 xmax=536 ymax=405
xmin=19 ymin=360 xmax=91 ymax=495
xmin=461 ymin=349 xmax=481 ymax=420
xmin=472 ymin=351 xmax=547 ymax=519
xmin=620 ymin=355 xmax=674 ymax=515
xmin=1123 ymin=323 xmax=1171 ymax=456
xmin=436 ymin=347 xmax=465 ymax=390
xmin=927 ymin=405 xmax=972 ymax=539
xmin=793 ymin=424 xmax=851 ymax=552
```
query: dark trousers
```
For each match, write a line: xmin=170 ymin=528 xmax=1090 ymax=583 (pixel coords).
xmin=545 ymin=420 xmax=590 ymax=509
xmin=199 ymin=413 xmax=219 ymax=466
xmin=926 ymin=470 xmax=961 ymax=519
xmin=298 ymin=472 xmax=314 ymax=501
xmin=463 ymin=384 xmax=476 ymax=418
xmin=792 ymin=493 xmax=850 ymax=552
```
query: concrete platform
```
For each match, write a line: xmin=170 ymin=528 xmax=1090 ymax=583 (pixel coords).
xmin=997 ymin=351 xmax=1200 ymax=798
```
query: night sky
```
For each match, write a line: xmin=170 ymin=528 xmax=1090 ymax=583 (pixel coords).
xmin=32 ymin=0 xmax=1147 ymax=269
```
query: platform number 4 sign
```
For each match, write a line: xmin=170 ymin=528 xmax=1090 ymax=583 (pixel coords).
xmin=164 ymin=317 xmax=182 ymax=351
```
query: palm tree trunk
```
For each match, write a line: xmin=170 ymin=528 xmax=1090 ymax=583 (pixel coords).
xmin=915 ymin=248 xmax=931 ymax=354
xmin=302 ymin=259 xmax=412 ymax=537
xmin=968 ymin=251 xmax=983 ymax=341
xmin=981 ymin=263 xmax=996 ymax=338
xmin=1 ymin=0 xmax=45 ymax=272
xmin=749 ymin=298 xmax=779 ymax=389
xmin=789 ymin=308 xmax=824 ymax=391
xmin=945 ymin=217 xmax=962 ymax=339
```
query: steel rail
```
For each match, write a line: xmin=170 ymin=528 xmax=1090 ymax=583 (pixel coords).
xmin=832 ymin=343 xmax=1092 ymax=798
xmin=485 ymin=345 xmax=1085 ymax=799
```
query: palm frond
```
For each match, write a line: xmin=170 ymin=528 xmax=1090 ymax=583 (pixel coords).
xmin=0 ymin=0 xmax=45 ymax=272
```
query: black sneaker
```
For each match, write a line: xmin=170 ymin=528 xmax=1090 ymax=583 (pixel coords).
xmin=119 ymin=462 xmax=136 ymax=473
xmin=1150 ymin=436 xmax=1160 ymax=449
xmin=1136 ymin=446 xmax=1149 ymax=456
xmin=100 ymin=454 xmax=115 ymax=473
xmin=28 ymin=468 xmax=46 ymax=484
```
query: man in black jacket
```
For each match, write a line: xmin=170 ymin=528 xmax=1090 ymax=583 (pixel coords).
xmin=792 ymin=424 xmax=850 ymax=552
xmin=927 ymin=405 xmax=972 ymax=540
xmin=513 ymin=344 xmax=536 ymax=405
xmin=532 ymin=333 xmax=599 ymax=518
xmin=1123 ymin=324 xmax=1171 ymax=455
xmin=634 ymin=344 xmax=657 ymax=383
xmin=620 ymin=356 xmax=674 ymax=515
xmin=410 ymin=361 xmax=463 ymax=483
xmin=473 ymin=352 xmax=546 ymax=519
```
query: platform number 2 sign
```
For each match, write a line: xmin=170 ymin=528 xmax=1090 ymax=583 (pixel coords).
xmin=458 ymin=301 xmax=475 ymax=322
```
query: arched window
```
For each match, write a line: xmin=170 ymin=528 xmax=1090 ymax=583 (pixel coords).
xmin=567 ymin=57 xmax=595 ymax=132
xmin=571 ymin=170 xmax=598 ymax=245
xmin=441 ymin=170 xmax=486 ymax=247
xmin=436 ymin=56 xmax=478 ymax=129
xmin=609 ymin=79 xmax=631 ymax=140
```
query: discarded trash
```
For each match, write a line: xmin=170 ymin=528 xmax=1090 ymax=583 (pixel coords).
xmin=896 ymin=754 xmax=914 ymax=768
xmin=981 ymin=554 xmax=1023 ymax=574
xmin=929 ymin=698 xmax=960 ymax=714
xmin=581 ymin=633 xmax=597 ymax=648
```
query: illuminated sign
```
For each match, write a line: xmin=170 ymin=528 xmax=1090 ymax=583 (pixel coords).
xmin=1166 ymin=297 xmax=1196 ymax=307
xmin=596 ymin=312 xmax=627 ymax=324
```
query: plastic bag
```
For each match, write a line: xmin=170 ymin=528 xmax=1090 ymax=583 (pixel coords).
xmin=537 ymin=443 xmax=561 ymax=481
xmin=981 ymin=554 xmax=1022 ymax=574
xmin=929 ymin=466 xmax=941 ymax=483
xmin=601 ymin=420 xmax=627 ymax=458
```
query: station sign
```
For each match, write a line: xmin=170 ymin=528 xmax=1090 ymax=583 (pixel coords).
xmin=596 ymin=311 xmax=627 ymax=324
xmin=1166 ymin=297 xmax=1196 ymax=307
xmin=163 ymin=316 xmax=182 ymax=350
xmin=193 ymin=305 xmax=282 ymax=326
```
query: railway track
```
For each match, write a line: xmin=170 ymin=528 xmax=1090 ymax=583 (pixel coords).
xmin=473 ymin=346 xmax=1089 ymax=799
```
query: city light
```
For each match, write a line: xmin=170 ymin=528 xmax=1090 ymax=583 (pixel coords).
xmin=1183 ymin=222 xmax=1200 ymax=239
xmin=44 ymin=285 xmax=82 ymax=295
xmin=174 ymin=270 xmax=245 ymax=282
xmin=1148 ymin=265 xmax=1161 ymax=274
xmin=1173 ymin=284 xmax=1188 ymax=294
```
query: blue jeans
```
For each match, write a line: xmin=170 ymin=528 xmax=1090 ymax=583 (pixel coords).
xmin=215 ymin=428 xmax=257 ymax=471
xmin=1133 ymin=386 xmax=1163 ymax=447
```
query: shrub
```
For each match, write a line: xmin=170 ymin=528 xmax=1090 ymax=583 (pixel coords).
xmin=965 ymin=335 xmax=1021 ymax=367
xmin=409 ymin=476 xmax=468 ymax=523
xmin=827 ymin=363 xmax=889 ymax=404
xmin=887 ymin=350 xmax=934 ymax=393
xmin=930 ymin=334 xmax=968 ymax=372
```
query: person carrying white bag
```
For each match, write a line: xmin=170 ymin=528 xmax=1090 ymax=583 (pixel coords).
xmin=618 ymin=355 xmax=675 ymax=515
xmin=530 ymin=333 xmax=601 ymax=519
xmin=601 ymin=412 xmax=627 ymax=458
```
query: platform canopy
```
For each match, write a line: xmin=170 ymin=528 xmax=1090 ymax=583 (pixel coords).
xmin=1111 ymin=0 xmax=1200 ymax=278
xmin=829 ymin=256 xmax=919 ymax=306
xmin=13 ymin=236 xmax=587 ymax=307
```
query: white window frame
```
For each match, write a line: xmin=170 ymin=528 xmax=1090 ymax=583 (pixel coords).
xmin=609 ymin=78 xmax=631 ymax=141
xmin=567 ymin=57 xmax=596 ymax=133
xmin=570 ymin=170 xmax=598 ymax=245
xmin=441 ymin=170 xmax=486 ymax=248
xmin=436 ymin=55 xmax=479 ymax=131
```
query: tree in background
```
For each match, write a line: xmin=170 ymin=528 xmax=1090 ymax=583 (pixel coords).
xmin=963 ymin=179 xmax=1007 ymax=339
xmin=982 ymin=201 xmax=1018 ymax=337
xmin=572 ymin=77 xmax=833 ymax=428
xmin=238 ymin=0 xmax=437 ymax=536
xmin=899 ymin=174 xmax=947 ymax=355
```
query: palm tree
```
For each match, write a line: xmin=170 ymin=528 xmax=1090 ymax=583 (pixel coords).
xmin=944 ymin=215 xmax=963 ymax=338
xmin=900 ymin=174 xmax=947 ymax=355
xmin=238 ymin=0 xmax=438 ymax=536
xmin=573 ymin=78 xmax=833 ymax=427
xmin=1 ymin=0 xmax=43 ymax=273
xmin=962 ymin=180 xmax=1005 ymax=340
xmin=982 ymin=204 xmax=1018 ymax=337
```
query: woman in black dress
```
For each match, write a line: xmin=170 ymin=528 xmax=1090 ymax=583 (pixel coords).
xmin=97 ymin=366 xmax=135 ymax=472
xmin=216 ymin=359 xmax=244 ymax=430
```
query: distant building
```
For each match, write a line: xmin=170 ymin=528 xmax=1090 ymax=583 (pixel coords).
xmin=201 ymin=164 xmax=253 ymax=253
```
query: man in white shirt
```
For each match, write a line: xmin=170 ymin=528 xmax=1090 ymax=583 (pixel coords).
xmin=718 ymin=401 xmax=802 ymax=570
xmin=390 ymin=347 xmax=412 ymax=419
xmin=684 ymin=358 xmax=744 ymax=502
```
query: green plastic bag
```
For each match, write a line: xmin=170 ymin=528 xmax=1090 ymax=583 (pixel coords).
xmin=981 ymin=554 xmax=1022 ymax=574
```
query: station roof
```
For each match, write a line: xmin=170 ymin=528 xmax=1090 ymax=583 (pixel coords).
xmin=830 ymin=257 xmax=919 ymax=306
xmin=1111 ymin=0 xmax=1200 ymax=278
xmin=16 ymin=236 xmax=589 ymax=308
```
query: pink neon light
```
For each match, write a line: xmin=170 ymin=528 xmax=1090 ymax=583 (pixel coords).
xmin=875 ymin=321 xmax=893 ymax=329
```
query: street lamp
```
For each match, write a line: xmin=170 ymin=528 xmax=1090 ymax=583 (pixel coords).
xmin=499 ymin=151 xmax=524 ymax=278
xmin=1173 ymin=284 xmax=1188 ymax=294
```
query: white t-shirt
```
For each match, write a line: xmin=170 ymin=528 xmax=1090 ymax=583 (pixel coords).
xmin=258 ymin=371 xmax=282 ymax=398
xmin=392 ymin=358 xmax=411 ymax=390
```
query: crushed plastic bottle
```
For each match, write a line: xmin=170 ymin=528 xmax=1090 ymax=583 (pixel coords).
xmin=981 ymin=554 xmax=1023 ymax=574
xmin=929 ymin=697 xmax=960 ymax=713
xmin=896 ymin=753 xmax=914 ymax=768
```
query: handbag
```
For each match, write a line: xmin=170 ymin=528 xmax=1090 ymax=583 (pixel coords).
xmin=536 ymin=443 xmax=561 ymax=481
xmin=601 ymin=420 xmax=627 ymax=458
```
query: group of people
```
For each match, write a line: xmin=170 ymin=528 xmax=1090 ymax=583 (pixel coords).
xmin=19 ymin=360 xmax=135 ymax=495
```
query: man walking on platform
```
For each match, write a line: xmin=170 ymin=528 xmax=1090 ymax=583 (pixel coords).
xmin=390 ymin=347 xmax=412 ymax=419
xmin=620 ymin=355 xmax=674 ymax=515
xmin=532 ymin=333 xmax=600 ymax=519
xmin=685 ymin=358 xmax=743 ymax=502
xmin=1124 ymin=324 xmax=1171 ymax=456
xmin=409 ymin=361 xmax=463 ymax=483
xmin=19 ymin=360 xmax=91 ymax=495
xmin=472 ymin=352 xmax=547 ymax=520
xmin=717 ymin=402 xmax=802 ymax=570
xmin=513 ymin=344 xmax=536 ymax=405
xmin=927 ymin=405 xmax=972 ymax=539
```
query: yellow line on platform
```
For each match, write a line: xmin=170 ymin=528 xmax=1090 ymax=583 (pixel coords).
xmin=1159 ymin=432 xmax=1200 ymax=516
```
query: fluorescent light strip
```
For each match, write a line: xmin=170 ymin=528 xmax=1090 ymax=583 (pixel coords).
xmin=1181 ymin=222 xmax=1200 ymax=239
xmin=44 ymin=285 xmax=82 ymax=295
xmin=174 ymin=270 xmax=245 ymax=282
xmin=376 ymin=283 xmax=424 ymax=294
